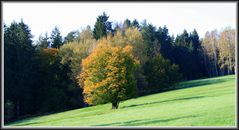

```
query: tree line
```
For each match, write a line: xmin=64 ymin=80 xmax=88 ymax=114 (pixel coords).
xmin=4 ymin=12 xmax=235 ymax=123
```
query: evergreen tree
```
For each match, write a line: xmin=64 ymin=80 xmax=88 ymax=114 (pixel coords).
xmin=51 ymin=26 xmax=63 ymax=48
xmin=4 ymin=20 xmax=38 ymax=121
xmin=131 ymin=19 xmax=140 ymax=29
xmin=189 ymin=29 xmax=208 ymax=78
xmin=36 ymin=33 xmax=50 ymax=50
xmin=156 ymin=26 xmax=173 ymax=60
xmin=173 ymin=30 xmax=194 ymax=80
xmin=36 ymin=48 xmax=70 ymax=113
xmin=173 ymin=29 xmax=207 ymax=79
xmin=93 ymin=12 xmax=112 ymax=40
xmin=123 ymin=18 xmax=131 ymax=29
xmin=141 ymin=24 xmax=157 ymax=57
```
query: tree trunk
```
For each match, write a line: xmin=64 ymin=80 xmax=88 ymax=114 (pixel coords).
xmin=227 ymin=57 xmax=230 ymax=75
xmin=203 ymin=54 xmax=210 ymax=77
xmin=112 ymin=101 xmax=119 ymax=109
xmin=212 ymin=41 xmax=218 ymax=76
xmin=229 ymin=57 xmax=233 ymax=74
xmin=234 ymin=65 xmax=236 ymax=75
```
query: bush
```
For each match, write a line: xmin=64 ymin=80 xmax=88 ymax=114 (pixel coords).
xmin=143 ymin=54 xmax=182 ymax=92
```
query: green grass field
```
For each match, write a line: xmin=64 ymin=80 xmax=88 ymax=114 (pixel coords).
xmin=6 ymin=75 xmax=236 ymax=127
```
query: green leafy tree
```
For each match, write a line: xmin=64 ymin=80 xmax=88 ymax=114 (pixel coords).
xmin=104 ymin=27 xmax=147 ymax=65
xmin=59 ymin=38 xmax=96 ymax=81
xmin=143 ymin=54 xmax=182 ymax=92
xmin=64 ymin=30 xmax=79 ymax=43
xmin=58 ymin=29 xmax=96 ymax=109
xmin=36 ymin=33 xmax=50 ymax=50
xmin=36 ymin=48 xmax=70 ymax=112
xmin=78 ymin=43 xmax=139 ymax=109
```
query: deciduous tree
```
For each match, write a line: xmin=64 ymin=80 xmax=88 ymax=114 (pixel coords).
xmin=64 ymin=30 xmax=79 ymax=43
xmin=202 ymin=30 xmax=219 ymax=77
xmin=78 ymin=43 xmax=138 ymax=109
xmin=217 ymin=27 xmax=235 ymax=75
xmin=36 ymin=33 xmax=50 ymax=50
xmin=143 ymin=54 xmax=182 ymax=92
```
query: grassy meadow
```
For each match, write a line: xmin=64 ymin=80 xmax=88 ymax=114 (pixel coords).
xmin=6 ymin=75 xmax=236 ymax=127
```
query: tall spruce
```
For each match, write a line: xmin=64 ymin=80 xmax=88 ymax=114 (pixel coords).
xmin=141 ymin=23 xmax=157 ymax=57
xmin=93 ymin=12 xmax=112 ymax=40
xmin=4 ymin=20 xmax=37 ymax=121
xmin=51 ymin=26 xmax=63 ymax=48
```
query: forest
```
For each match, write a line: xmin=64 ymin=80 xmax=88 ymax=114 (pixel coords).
xmin=4 ymin=12 xmax=235 ymax=123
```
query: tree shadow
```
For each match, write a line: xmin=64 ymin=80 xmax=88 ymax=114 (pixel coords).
xmin=94 ymin=115 xmax=198 ymax=126
xmin=138 ymin=76 xmax=229 ymax=97
xmin=13 ymin=121 xmax=42 ymax=126
xmin=93 ymin=120 xmax=142 ymax=126
xmin=121 ymin=96 xmax=206 ymax=109
xmin=174 ymin=77 xmax=229 ymax=90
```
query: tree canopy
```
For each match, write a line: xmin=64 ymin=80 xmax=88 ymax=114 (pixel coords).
xmin=78 ymin=43 xmax=139 ymax=109
xmin=93 ymin=12 xmax=112 ymax=40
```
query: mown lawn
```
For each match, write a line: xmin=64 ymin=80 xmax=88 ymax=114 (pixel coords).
xmin=6 ymin=75 xmax=236 ymax=127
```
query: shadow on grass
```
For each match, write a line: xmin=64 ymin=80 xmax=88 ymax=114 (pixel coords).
xmin=94 ymin=115 xmax=198 ymax=126
xmin=175 ymin=77 xmax=229 ymax=90
xmin=138 ymin=76 xmax=230 ymax=97
xmin=14 ymin=122 xmax=42 ymax=126
xmin=121 ymin=96 xmax=206 ymax=109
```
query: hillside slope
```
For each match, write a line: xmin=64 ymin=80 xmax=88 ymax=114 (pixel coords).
xmin=6 ymin=75 xmax=236 ymax=127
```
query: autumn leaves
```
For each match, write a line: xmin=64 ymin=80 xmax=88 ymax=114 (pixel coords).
xmin=78 ymin=42 xmax=138 ymax=109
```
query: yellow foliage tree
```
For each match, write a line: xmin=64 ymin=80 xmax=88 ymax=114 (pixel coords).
xmin=78 ymin=43 xmax=139 ymax=109
xmin=40 ymin=48 xmax=59 ymax=65
xmin=58 ymin=38 xmax=96 ymax=80
xmin=217 ymin=27 xmax=235 ymax=75
xmin=104 ymin=27 xmax=147 ymax=65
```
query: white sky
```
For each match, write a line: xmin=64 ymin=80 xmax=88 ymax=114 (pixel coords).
xmin=3 ymin=2 xmax=237 ymax=42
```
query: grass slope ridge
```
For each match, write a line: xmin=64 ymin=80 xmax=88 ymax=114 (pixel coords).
xmin=7 ymin=75 xmax=236 ymax=126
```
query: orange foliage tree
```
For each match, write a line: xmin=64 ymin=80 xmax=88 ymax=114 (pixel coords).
xmin=78 ymin=43 xmax=139 ymax=109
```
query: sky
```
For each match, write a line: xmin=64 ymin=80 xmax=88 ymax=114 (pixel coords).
xmin=3 ymin=2 xmax=237 ymax=43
